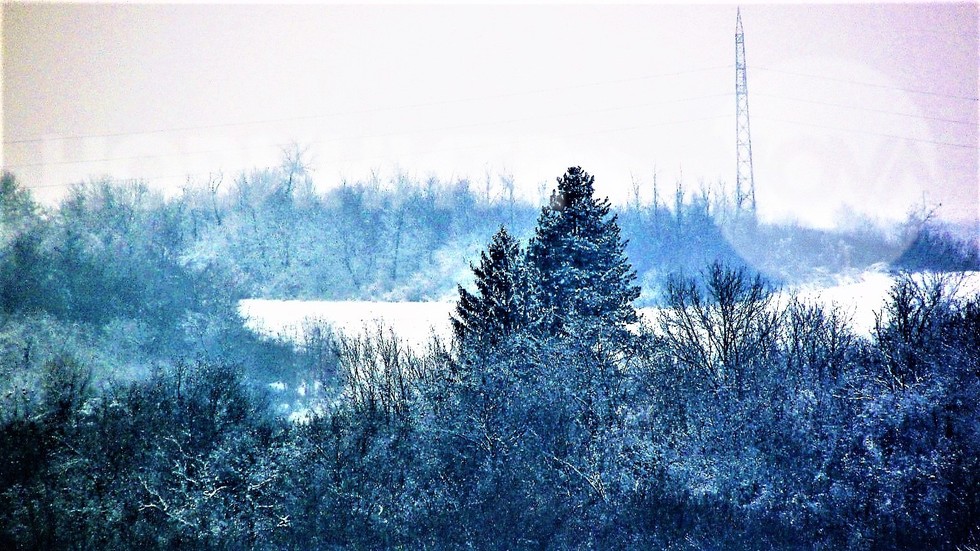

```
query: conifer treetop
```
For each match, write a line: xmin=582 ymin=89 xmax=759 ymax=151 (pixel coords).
xmin=528 ymin=167 xmax=639 ymax=333
xmin=452 ymin=225 xmax=526 ymax=353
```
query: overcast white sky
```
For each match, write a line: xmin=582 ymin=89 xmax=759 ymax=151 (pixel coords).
xmin=2 ymin=2 xmax=977 ymax=228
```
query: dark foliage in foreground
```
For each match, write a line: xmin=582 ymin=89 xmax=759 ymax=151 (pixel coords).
xmin=3 ymin=273 xmax=976 ymax=549
xmin=1 ymin=168 xmax=978 ymax=548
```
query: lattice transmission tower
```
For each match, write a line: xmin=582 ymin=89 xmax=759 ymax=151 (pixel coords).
xmin=735 ymin=7 xmax=756 ymax=214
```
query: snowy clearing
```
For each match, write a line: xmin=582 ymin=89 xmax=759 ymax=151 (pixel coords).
xmin=240 ymin=270 xmax=980 ymax=348
xmin=239 ymin=299 xmax=455 ymax=350
xmin=777 ymin=269 xmax=980 ymax=334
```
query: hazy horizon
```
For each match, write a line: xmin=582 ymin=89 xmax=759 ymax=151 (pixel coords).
xmin=3 ymin=2 xmax=977 ymax=228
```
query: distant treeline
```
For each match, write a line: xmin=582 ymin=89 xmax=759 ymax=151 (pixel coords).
xmin=5 ymin=162 xmax=977 ymax=307
xmin=0 ymin=163 xmax=976 ymax=378
xmin=1 ymin=166 xmax=978 ymax=549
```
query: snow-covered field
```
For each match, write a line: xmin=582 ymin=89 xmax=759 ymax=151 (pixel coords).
xmin=240 ymin=270 xmax=980 ymax=349
xmin=776 ymin=269 xmax=980 ymax=334
xmin=242 ymin=269 xmax=980 ymax=422
xmin=239 ymin=299 xmax=455 ymax=349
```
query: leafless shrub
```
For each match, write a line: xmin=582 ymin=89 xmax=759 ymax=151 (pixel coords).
xmin=335 ymin=321 xmax=430 ymax=423
xmin=658 ymin=262 xmax=780 ymax=394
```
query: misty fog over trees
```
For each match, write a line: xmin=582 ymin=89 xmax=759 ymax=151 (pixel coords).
xmin=1 ymin=163 xmax=979 ymax=549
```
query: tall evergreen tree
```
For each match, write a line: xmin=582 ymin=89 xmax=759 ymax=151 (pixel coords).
xmin=527 ymin=167 xmax=640 ymax=334
xmin=452 ymin=226 xmax=527 ymax=353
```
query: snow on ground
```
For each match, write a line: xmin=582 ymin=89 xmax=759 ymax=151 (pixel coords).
xmin=781 ymin=269 xmax=980 ymax=334
xmin=239 ymin=299 xmax=455 ymax=350
xmin=638 ymin=269 xmax=980 ymax=336
xmin=240 ymin=271 xmax=980 ymax=348
xmin=245 ymin=270 xmax=980 ymax=423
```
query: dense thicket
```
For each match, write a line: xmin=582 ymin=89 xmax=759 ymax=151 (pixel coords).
xmin=4 ymin=262 xmax=977 ymax=548
xmin=1 ymin=165 xmax=978 ymax=549
xmin=0 ymin=173 xmax=299 ymax=388
xmin=191 ymin=167 xmax=541 ymax=301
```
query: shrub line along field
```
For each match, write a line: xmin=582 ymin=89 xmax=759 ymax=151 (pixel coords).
xmin=240 ymin=269 xmax=980 ymax=349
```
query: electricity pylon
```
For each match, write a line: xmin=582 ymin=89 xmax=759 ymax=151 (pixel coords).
xmin=735 ymin=7 xmax=756 ymax=215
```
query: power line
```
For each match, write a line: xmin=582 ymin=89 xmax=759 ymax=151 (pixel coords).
xmin=4 ymin=92 xmax=734 ymax=170
xmin=14 ymin=86 xmax=967 ymax=172
xmin=753 ymin=66 xmax=979 ymax=102
xmin=6 ymin=143 xmax=281 ymax=170
xmin=20 ymin=112 xmax=734 ymax=191
xmin=3 ymin=65 xmax=732 ymax=146
xmin=305 ymin=113 xmax=732 ymax=167
xmin=755 ymin=92 xmax=976 ymax=126
xmin=754 ymin=115 xmax=978 ymax=149
xmin=26 ymin=172 xmax=216 ymax=190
